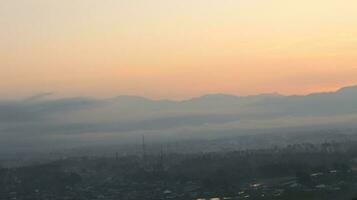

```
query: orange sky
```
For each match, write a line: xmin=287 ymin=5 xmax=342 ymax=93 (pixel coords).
xmin=1 ymin=0 xmax=357 ymax=99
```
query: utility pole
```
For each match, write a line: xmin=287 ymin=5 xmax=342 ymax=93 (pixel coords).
xmin=142 ymin=135 xmax=146 ymax=162
xmin=159 ymin=144 xmax=164 ymax=171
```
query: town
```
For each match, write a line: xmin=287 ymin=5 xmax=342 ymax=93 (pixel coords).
xmin=2 ymin=141 xmax=357 ymax=200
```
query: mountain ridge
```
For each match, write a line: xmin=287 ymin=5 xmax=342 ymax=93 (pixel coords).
xmin=110 ymin=84 xmax=357 ymax=103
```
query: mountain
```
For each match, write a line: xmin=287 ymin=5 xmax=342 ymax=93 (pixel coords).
xmin=1 ymin=85 xmax=357 ymax=152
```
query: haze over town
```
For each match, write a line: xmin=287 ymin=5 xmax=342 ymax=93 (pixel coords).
xmin=2 ymin=1 xmax=357 ymax=200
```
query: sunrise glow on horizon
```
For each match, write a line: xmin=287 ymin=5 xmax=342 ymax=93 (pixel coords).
xmin=1 ymin=0 xmax=357 ymax=100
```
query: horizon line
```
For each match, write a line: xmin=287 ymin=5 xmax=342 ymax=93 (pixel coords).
xmin=7 ymin=83 xmax=357 ymax=103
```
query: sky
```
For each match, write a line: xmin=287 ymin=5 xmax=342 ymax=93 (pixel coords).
xmin=1 ymin=0 xmax=357 ymax=100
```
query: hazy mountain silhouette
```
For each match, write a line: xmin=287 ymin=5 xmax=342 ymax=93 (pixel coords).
xmin=2 ymin=85 xmax=357 ymax=153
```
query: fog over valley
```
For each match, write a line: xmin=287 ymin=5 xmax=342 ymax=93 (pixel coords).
xmin=2 ymin=85 xmax=357 ymax=156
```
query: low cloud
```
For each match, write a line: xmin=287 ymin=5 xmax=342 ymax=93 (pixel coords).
xmin=1 ymin=85 xmax=357 ymax=152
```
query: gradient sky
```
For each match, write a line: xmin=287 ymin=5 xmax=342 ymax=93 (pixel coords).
xmin=1 ymin=0 xmax=357 ymax=100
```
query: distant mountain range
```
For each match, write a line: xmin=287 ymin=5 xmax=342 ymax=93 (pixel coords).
xmin=1 ymin=85 xmax=357 ymax=153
